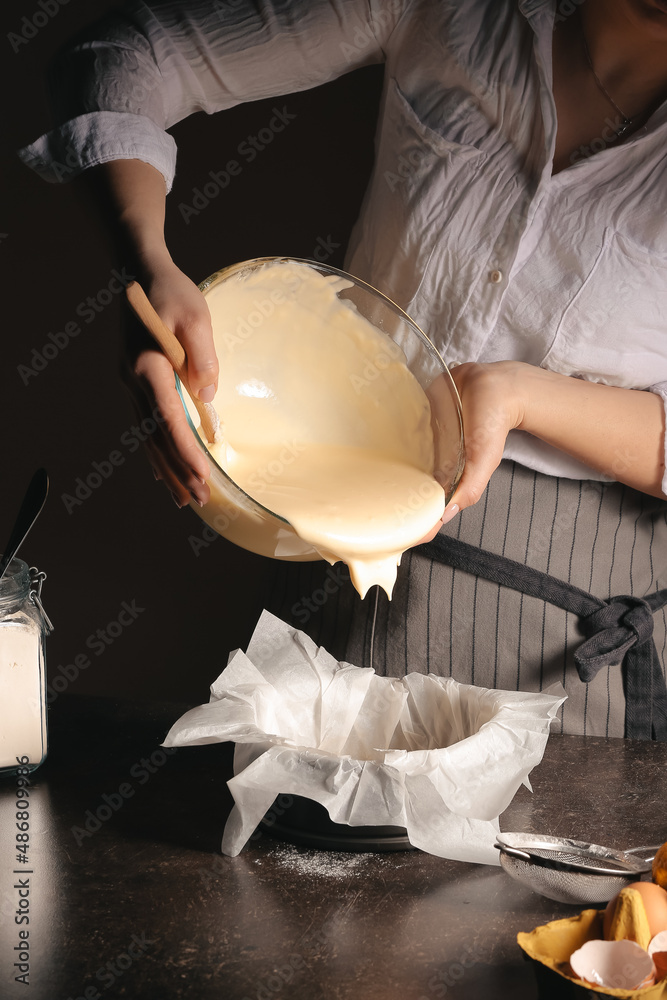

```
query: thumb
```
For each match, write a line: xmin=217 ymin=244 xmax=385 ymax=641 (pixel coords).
xmin=448 ymin=430 xmax=506 ymax=513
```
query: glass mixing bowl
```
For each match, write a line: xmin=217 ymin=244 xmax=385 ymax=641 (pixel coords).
xmin=177 ymin=257 xmax=464 ymax=561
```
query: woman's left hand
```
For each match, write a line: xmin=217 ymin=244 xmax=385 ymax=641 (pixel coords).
xmin=445 ymin=360 xmax=525 ymax=512
xmin=420 ymin=358 xmax=666 ymax=541
xmin=415 ymin=361 xmax=524 ymax=541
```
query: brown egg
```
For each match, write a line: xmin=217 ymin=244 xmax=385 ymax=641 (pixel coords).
xmin=653 ymin=841 xmax=667 ymax=889
xmin=604 ymin=882 xmax=667 ymax=941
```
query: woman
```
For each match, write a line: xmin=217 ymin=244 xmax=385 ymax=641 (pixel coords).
xmin=20 ymin=0 xmax=667 ymax=736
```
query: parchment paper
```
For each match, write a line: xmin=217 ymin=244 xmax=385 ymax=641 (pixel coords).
xmin=164 ymin=611 xmax=566 ymax=863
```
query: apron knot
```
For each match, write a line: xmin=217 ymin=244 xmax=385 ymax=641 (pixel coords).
xmin=575 ymin=595 xmax=654 ymax=683
xmin=418 ymin=533 xmax=667 ymax=740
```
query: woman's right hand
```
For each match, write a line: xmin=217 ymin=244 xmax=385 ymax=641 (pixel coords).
xmin=122 ymin=257 xmax=219 ymax=508
xmin=86 ymin=159 xmax=218 ymax=508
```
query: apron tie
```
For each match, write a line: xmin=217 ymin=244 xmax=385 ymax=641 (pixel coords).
xmin=417 ymin=534 xmax=667 ymax=741
xmin=577 ymin=596 xmax=654 ymax=682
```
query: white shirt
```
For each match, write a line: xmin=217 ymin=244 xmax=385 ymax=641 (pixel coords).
xmin=18 ymin=0 xmax=667 ymax=491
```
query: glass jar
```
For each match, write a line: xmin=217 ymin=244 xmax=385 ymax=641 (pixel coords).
xmin=0 ymin=558 xmax=52 ymax=775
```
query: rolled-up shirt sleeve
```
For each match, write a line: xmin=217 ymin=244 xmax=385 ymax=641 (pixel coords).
xmin=17 ymin=0 xmax=399 ymax=192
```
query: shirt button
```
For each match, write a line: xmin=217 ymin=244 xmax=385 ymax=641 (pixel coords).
xmin=489 ymin=269 xmax=503 ymax=284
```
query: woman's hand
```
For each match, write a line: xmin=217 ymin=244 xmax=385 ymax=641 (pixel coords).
xmin=426 ymin=359 xmax=666 ymax=535
xmin=86 ymin=159 xmax=220 ymax=507
xmin=123 ymin=257 xmax=218 ymax=507
xmin=414 ymin=361 xmax=524 ymax=541
xmin=445 ymin=360 xmax=526 ymax=514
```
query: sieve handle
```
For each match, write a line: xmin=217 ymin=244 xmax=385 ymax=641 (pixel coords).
xmin=495 ymin=843 xmax=531 ymax=861
xmin=624 ymin=845 xmax=658 ymax=864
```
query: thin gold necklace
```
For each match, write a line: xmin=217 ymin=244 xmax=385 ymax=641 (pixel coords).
xmin=580 ymin=30 xmax=635 ymax=138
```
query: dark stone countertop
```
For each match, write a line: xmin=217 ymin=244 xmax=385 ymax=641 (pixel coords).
xmin=1 ymin=695 xmax=666 ymax=1000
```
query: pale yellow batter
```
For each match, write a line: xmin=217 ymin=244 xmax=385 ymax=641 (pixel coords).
xmin=201 ymin=260 xmax=446 ymax=598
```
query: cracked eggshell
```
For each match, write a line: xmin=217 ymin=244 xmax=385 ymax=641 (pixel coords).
xmin=649 ymin=931 xmax=667 ymax=982
xmin=570 ymin=939 xmax=656 ymax=991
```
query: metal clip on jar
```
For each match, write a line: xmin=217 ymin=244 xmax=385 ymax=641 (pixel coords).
xmin=0 ymin=559 xmax=53 ymax=774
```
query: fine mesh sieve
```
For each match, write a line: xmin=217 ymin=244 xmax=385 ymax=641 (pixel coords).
xmin=495 ymin=832 xmax=657 ymax=904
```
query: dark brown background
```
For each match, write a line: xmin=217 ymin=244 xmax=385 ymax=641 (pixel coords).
xmin=1 ymin=0 xmax=383 ymax=702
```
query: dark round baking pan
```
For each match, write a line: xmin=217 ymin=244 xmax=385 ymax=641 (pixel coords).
xmin=258 ymin=794 xmax=415 ymax=852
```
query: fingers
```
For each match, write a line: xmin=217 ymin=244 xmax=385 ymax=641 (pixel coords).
xmin=122 ymin=263 xmax=220 ymax=507
xmin=173 ymin=304 xmax=219 ymax=404
xmin=138 ymin=350 xmax=211 ymax=502
xmin=447 ymin=451 xmax=503 ymax=515
xmin=448 ymin=408 xmax=508 ymax=512
xmin=445 ymin=361 xmax=522 ymax=516
xmin=123 ymin=339 xmax=211 ymax=507
xmin=145 ymin=265 xmax=219 ymax=404
xmin=441 ymin=503 xmax=459 ymax=525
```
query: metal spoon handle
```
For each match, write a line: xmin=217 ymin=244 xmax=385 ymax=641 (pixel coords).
xmin=0 ymin=468 xmax=49 ymax=581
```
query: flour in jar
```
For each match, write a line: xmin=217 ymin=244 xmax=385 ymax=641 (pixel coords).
xmin=0 ymin=626 xmax=45 ymax=768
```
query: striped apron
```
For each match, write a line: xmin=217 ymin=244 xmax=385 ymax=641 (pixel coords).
xmin=264 ymin=461 xmax=667 ymax=738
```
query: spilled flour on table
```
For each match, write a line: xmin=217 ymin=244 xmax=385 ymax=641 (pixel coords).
xmin=258 ymin=844 xmax=391 ymax=879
